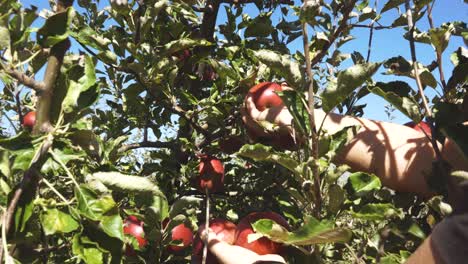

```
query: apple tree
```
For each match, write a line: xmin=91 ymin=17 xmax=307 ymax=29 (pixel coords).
xmin=0 ymin=0 xmax=467 ymax=263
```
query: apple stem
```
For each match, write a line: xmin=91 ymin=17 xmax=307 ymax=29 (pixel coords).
xmin=202 ymin=188 xmax=210 ymax=264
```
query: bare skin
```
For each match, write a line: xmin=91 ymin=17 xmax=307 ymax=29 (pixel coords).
xmin=200 ymin=228 xmax=286 ymax=264
xmin=196 ymin=86 xmax=468 ymax=264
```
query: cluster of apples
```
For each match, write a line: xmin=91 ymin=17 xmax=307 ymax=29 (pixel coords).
xmin=123 ymin=211 xmax=290 ymax=263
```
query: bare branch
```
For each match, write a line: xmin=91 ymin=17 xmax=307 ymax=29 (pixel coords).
xmin=118 ymin=140 xmax=175 ymax=152
xmin=426 ymin=1 xmax=447 ymax=92
xmin=310 ymin=0 xmax=357 ymax=67
xmin=3 ymin=68 xmax=45 ymax=92
xmin=404 ymin=0 xmax=432 ymax=118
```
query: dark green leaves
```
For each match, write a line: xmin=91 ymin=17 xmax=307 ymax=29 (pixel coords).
xmin=37 ymin=7 xmax=75 ymax=47
xmin=245 ymin=13 xmax=274 ymax=38
xmin=62 ymin=55 xmax=99 ymax=114
xmin=322 ymin=62 xmax=381 ymax=112
xmin=252 ymin=216 xmax=351 ymax=246
xmin=369 ymin=81 xmax=422 ymax=122
xmin=381 ymin=0 xmax=405 ymax=13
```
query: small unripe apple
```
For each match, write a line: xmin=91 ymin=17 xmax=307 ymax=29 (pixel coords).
xmin=234 ymin=212 xmax=289 ymax=255
xmin=167 ymin=222 xmax=194 ymax=252
xmin=22 ymin=111 xmax=36 ymax=129
xmin=404 ymin=121 xmax=432 ymax=136
xmin=123 ymin=216 xmax=148 ymax=256
xmin=192 ymin=218 xmax=237 ymax=264
xmin=248 ymin=82 xmax=284 ymax=111
xmin=194 ymin=156 xmax=225 ymax=193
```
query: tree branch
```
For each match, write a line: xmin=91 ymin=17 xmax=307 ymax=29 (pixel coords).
xmin=310 ymin=0 xmax=357 ymax=67
xmin=0 ymin=1 xmax=73 ymax=262
xmin=118 ymin=140 xmax=175 ymax=152
xmin=426 ymin=1 xmax=447 ymax=92
xmin=3 ymin=68 xmax=45 ymax=92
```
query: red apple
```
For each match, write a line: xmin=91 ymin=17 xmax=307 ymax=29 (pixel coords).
xmin=175 ymin=49 xmax=191 ymax=61
xmin=234 ymin=212 xmax=289 ymax=255
xmin=22 ymin=111 xmax=36 ymax=129
xmin=404 ymin=121 xmax=432 ymax=136
xmin=248 ymin=82 xmax=284 ymax=111
xmin=168 ymin=222 xmax=194 ymax=252
xmin=192 ymin=218 xmax=237 ymax=264
xmin=123 ymin=216 xmax=148 ymax=256
xmin=202 ymin=67 xmax=216 ymax=81
xmin=194 ymin=156 xmax=225 ymax=193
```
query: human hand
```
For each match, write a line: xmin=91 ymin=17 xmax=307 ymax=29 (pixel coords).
xmin=241 ymin=83 xmax=299 ymax=149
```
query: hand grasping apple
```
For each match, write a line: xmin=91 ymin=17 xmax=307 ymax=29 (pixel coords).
xmin=241 ymin=82 xmax=299 ymax=149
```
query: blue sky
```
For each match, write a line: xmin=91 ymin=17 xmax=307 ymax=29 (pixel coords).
xmin=8 ymin=0 xmax=468 ymax=126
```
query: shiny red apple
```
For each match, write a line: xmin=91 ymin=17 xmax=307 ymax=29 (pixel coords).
xmin=248 ymin=82 xmax=284 ymax=111
xmin=404 ymin=121 xmax=432 ymax=136
xmin=234 ymin=212 xmax=289 ymax=255
xmin=194 ymin=156 xmax=225 ymax=193
xmin=192 ymin=218 xmax=237 ymax=264
xmin=168 ymin=222 xmax=194 ymax=252
xmin=123 ymin=216 xmax=148 ymax=256
xmin=22 ymin=111 xmax=36 ymax=129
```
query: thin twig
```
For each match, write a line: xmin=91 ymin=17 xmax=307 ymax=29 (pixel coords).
xmin=302 ymin=20 xmax=321 ymax=216
xmin=310 ymin=0 xmax=357 ymax=67
xmin=202 ymin=188 xmax=210 ymax=264
xmin=3 ymin=67 xmax=45 ymax=92
xmin=426 ymin=0 xmax=447 ymax=92
xmin=350 ymin=24 xmax=393 ymax=30
xmin=365 ymin=0 xmax=378 ymax=62
xmin=404 ymin=0 xmax=432 ymax=117
xmin=118 ymin=140 xmax=175 ymax=152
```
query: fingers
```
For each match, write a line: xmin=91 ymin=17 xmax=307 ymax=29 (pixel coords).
xmin=200 ymin=228 xmax=217 ymax=243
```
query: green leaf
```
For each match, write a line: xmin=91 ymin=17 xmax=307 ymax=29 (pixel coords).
xmin=72 ymin=234 xmax=104 ymax=264
xmin=163 ymin=38 xmax=212 ymax=55
xmin=90 ymin=172 xmax=166 ymax=198
xmin=245 ymin=13 xmax=274 ymax=38
xmin=237 ymin=144 xmax=300 ymax=175
xmin=440 ymin=123 xmax=468 ymax=159
xmin=0 ymin=131 xmax=33 ymax=151
xmin=252 ymin=216 xmax=352 ymax=246
xmin=99 ymin=214 xmax=124 ymax=241
xmin=62 ymin=55 xmax=99 ymax=114
xmin=346 ymin=172 xmax=382 ymax=197
xmin=40 ymin=208 xmax=79 ymax=235
xmin=253 ymin=49 xmax=305 ymax=89
xmin=327 ymin=184 xmax=346 ymax=214
xmin=76 ymin=186 xmax=117 ymax=221
xmin=0 ymin=14 xmax=11 ymax=50
xmin=37 ymin=7 xmax=75 ymax=47
xmin=352 ymin=203 xmax=403 ymax=220
xmin=322 ymin=62 xmax=381 ymax=112
xmin=381 ymin=0 xmax=405 ymax=13
xmin=447 ymin=47 xmax=468 ymax=91
xmin=70 ymin=26 xmax=111 ymax=51
xmin=370 ymin=84 xmax=422 ymax=122
xmin=278 ymin=90 xmax=310 ymax=136
xmin=429 ymin=26 xmax=452 ymax=54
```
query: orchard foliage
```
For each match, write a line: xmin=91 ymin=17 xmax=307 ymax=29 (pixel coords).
xmin=0 ymin=0 xmax=467 ymax=263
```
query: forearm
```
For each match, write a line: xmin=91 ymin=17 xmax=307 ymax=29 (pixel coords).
xmin=207 ymin=238 xmax=286 ymax=264
xmin=316 ymin=110 xmax=468 ymax=197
